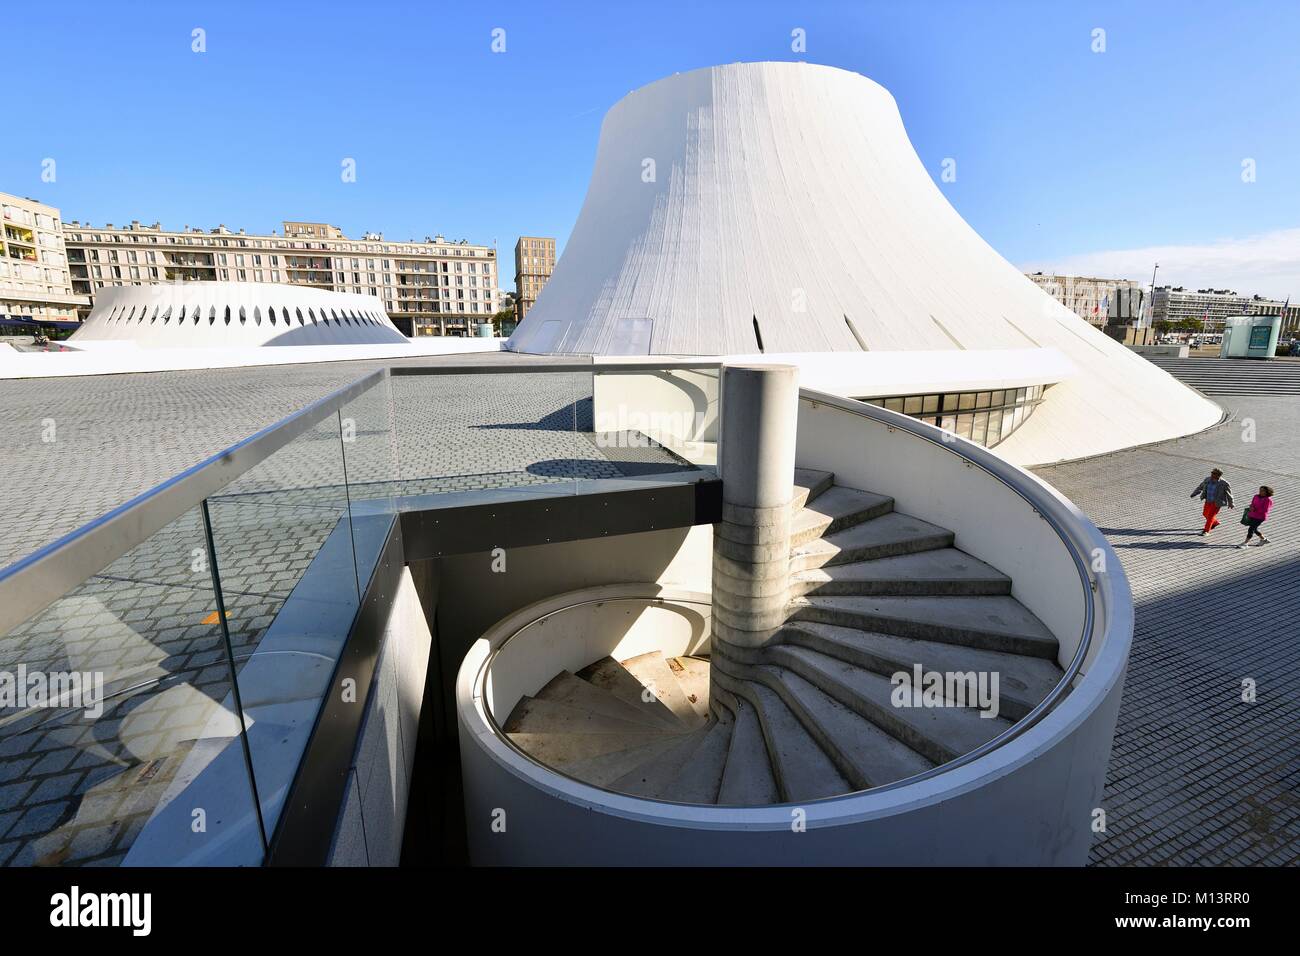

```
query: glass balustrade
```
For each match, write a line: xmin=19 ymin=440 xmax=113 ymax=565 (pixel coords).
xmin=0 ymin=360 xmax=720 ymax=866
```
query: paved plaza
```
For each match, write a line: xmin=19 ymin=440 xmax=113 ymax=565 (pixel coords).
xmin=1 ymin=355 xmax=1295 ymax=866
xmin=0 ymin=356 xmax=696 ymax=866
xmin=1035 ymin=395 xmax=1300 ymax=866
xmin=0 ymin=354 xmax=580 ymax=569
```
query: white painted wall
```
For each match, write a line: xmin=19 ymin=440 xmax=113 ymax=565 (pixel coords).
xmin=328 ymin=569 xmax=431 ymax=867
xmin=457 ymin=580 xmax=1130 ymax=865
xmin=591 ymin=367 xmax=720 ymax=451
xmin=796 ymin=392 xmax=1095 ymax=670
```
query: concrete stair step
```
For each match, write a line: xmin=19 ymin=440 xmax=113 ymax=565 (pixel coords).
xmin=716 ymin=697 xmax=780 ymax=805
xmin=758 ymin=664 xmax=933 ymax=788
xmin=780 ymin=620 xmax=1063 ymax=721
xmin=792 ymin=467 xmax=834 ymax=510
xmin=791 ymin=511 xmax=954 ymax=571
xmin=741 ymin=680 xmax=852 ymax=801
xmin=560 ymin=735 xmax=689 ymax=786
xmin=508 ymin=731 xmax=666 ymax=767
xmin=609 ymin=722 xmax=716 ymax=798
xmin=658 ymin=714 xmax=734 ymax=803
xmin=503 ymin=696 xmax=660 ymax=736
xmin=575 ymin=656 xmax=690 ymax=730
xmin=618 ymin=650 xmax=707 ymax=727
xmin=790 ymin=595 xmax=1059 ymax=660
xmin=790 ymin=485 xmax=894 ymax=547
xmin=536 ymin=670 xmax=685 ymax=730
xmin=666 ymin=655 xmax=712 ymax=720
xmin=765 ymin=644 xmax=1014 ymax=765
xmin=790 ymin=547 xmax=1011 ymax=597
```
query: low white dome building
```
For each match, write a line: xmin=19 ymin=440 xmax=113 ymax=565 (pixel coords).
xmin=69 ymin=282 xmax=409 ymax=348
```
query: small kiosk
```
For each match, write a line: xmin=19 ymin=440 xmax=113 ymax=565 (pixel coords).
xmin=1221 ymin=315 xmax=1281 ymax=359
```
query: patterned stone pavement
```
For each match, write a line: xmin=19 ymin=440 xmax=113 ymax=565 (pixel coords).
xmin=0 ymin=353 xmax=592 ymax=570
xmin=10 ymin=355 xmax=1290 ymax=867
xmin=0 ymin=356 xmax=698 ymax=866
xmin=1034 ymin=395 xmax=1300 ymax=866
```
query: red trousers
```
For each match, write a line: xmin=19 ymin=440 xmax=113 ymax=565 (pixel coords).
xmin=1202 ymin=502 xmax=1221 ymax=532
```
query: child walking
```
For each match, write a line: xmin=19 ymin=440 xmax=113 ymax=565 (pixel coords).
xmin=1238 ymin=485 xmax=1275 ymax=548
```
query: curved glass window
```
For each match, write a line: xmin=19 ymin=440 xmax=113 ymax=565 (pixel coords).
xmin=224 ymin=306 xmax=231 ymax=326
xmin=254 ymin=306 xmax=262 ymax=326
xmin=267 ymin=307 xmax=276 ymax=326
xmin=864 ymin=385 xmax=1050 ymax=449
xmin=239 ymin=306 xmax=247 ymax=325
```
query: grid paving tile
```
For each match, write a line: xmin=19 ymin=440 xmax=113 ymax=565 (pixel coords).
xmin=1034 ymin=395 xmax=1300 ymax=867
xmin=0 ymin=354 xmax=701 ymax=866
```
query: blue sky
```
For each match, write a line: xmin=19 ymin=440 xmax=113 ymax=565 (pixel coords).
xmin=6 ymin=0 xmax=1298 ymax=297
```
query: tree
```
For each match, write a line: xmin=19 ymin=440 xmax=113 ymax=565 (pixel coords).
xmin=491 ymin=305 xmax=516 ymax=336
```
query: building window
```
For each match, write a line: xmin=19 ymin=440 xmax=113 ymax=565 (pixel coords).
xmin=866 ymin=385 xmax=1049 ymax=449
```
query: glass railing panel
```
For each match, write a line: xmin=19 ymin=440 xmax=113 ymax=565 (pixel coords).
xmin=590 ymin=364 xmax=720 ymax=473
xmin=338 ymin=370 xmax=399 ymax=516
xmin=389 ymin=369 xmax=596 ymax=499
xmin=0 ymin=505 xmax=264 ymax=867
xmin=338 ymin=372 xmax=400 ymax=591
xmin=387 ymin=364 xmax=717 ymax=506
xmin=203 ymin=413 xmax=359 ymax=844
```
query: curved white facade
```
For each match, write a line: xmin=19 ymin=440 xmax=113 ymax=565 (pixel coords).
xmin=70 ymin=282 xmax=409 ymax=348
xmin=507 ymin=62 xmax=1220 ymax=463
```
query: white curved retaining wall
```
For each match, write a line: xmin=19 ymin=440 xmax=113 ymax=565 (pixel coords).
xmin=484 ymin=594 xmax=711 ymax=720
xmin=70 ymin=281 xmax=408 ymax=348
xmin=795 ymin=389 xmax=1109 ymax=671
xmin=456 ymin=384 xmax=1132 ymax=864
xmin=591 ymin=366 xmax=720 ymax=455
xmin=458 ymin=585 xmax=1129 ymax=865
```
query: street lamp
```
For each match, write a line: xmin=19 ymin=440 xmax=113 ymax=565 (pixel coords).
xmin=1146 ymin=262 xmax=1159 ymax=328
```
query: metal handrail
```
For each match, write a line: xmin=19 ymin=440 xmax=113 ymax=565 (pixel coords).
xmin=0 ymin=359 xmax=724 ymax=636
xmin=0 ymin=368 xmax=386 ymax=634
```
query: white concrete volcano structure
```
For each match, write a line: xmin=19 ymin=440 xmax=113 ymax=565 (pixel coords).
xmin=507 ymin=62 xmax=1221 ymax=464
xmin=70 ymin=282 xmax=408 ymax=348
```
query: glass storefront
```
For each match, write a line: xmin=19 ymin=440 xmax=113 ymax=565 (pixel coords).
xmin=865 ymin=384 xmax=1047 ymax=449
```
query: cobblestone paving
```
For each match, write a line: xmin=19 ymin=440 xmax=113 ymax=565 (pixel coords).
xmin=0 ymin=354 xmax=574 ymax=570
xmin=0 ymin=356 xmax=698 ymax=866
xmin=1034 ymin=396 xmax=1300 ymax=867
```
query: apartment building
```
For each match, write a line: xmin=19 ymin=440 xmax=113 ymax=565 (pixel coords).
xmin=0 ymin=191 xmax=88 ymax=327
xmin=1025 ymin=272 xmax=1144 ymax=327
xmin=514 ymin=236 xmax=556 ymax=322
xmin=1150 ymin=286 xmax=1296 ymax=332
xmin=63 ymin=220 xmax=498 ymax=336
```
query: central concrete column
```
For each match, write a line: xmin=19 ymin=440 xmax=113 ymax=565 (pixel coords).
xmin=711 ymin=364 xmax=799 ymax=655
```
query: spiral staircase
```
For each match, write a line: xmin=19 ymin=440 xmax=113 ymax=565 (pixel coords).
xmin=502 ymin=468 xmax=1065 ymax=804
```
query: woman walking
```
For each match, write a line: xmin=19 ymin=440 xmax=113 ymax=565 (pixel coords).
xmin=1190 ymin=468 xmax=1234 ymax=535
xmin=1238 ymin=486 xmax=1275 ymax=548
